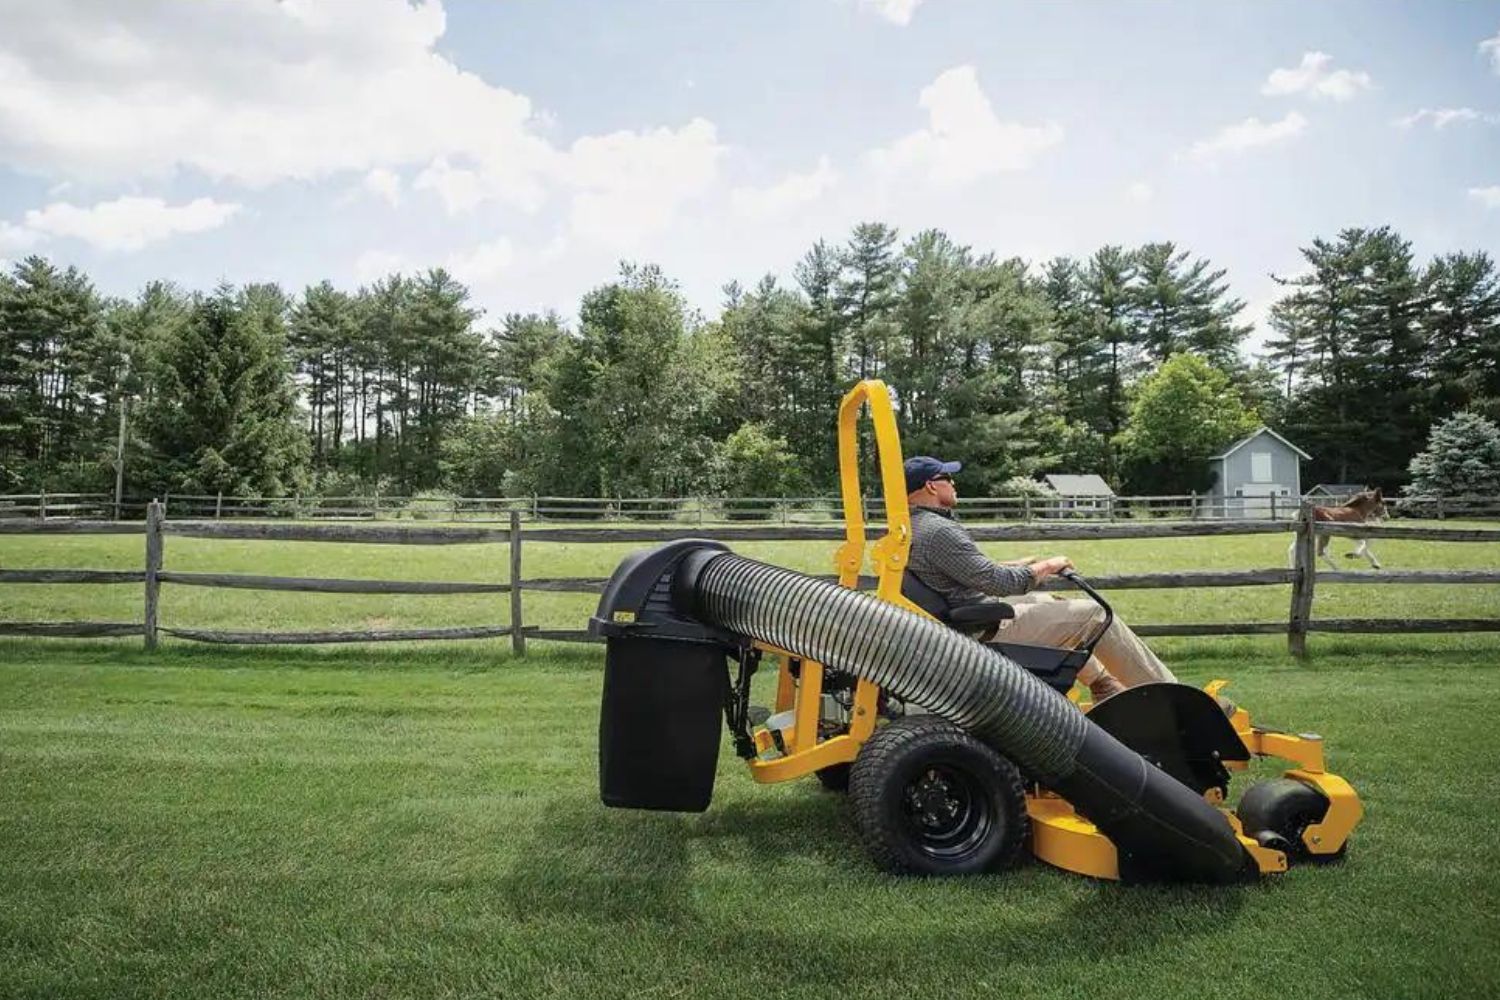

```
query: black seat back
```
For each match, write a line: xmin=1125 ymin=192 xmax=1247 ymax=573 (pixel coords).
xmin=901 ymin=570 xmax=952 ymax=621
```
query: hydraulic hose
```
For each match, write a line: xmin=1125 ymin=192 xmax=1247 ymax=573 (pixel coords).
xmin=675 ymin=549 xmax=1254 ymax=883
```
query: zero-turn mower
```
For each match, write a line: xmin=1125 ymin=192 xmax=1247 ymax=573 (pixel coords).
xmin=590 ymin=380 xmax=1362 ymax=882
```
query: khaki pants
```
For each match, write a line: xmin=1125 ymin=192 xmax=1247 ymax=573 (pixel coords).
xmin=999 ymin=592 xmax=1176 ymax=688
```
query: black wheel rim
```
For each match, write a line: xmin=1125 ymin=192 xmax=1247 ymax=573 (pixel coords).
xmin=901 ymin=761 xmax=995 ymax=862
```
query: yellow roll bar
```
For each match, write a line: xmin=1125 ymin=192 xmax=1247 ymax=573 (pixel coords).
xmin=835 ymin=380 xmax=920 ymax=611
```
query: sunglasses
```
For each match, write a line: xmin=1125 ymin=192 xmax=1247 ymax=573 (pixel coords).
xmin=929 ymin=474 xmax=954 ymax=484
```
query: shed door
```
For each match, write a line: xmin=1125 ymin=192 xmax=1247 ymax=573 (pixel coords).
xmin=1250 ymin=451 xmax=1273 ymax=483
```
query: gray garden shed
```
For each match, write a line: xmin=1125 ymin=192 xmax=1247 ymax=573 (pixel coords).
xmin=1206 ymin=427 xmax=1310 ymax=518
xmin=1042 ymin=474 xmax=1115 ymax=514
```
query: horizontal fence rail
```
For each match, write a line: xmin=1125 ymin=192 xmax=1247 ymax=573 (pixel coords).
xmin=11 ymin=491 xmax=1497 ymax=525
xmin=0 ymin=621 xmax=144 ymax=638
xmin=156 ymin=572 xmax=513 ymax=595
xmin=1 ymin=500 xmax=1496 ymax=656
xmin=159 ymin=625 xmax=522 ymax=645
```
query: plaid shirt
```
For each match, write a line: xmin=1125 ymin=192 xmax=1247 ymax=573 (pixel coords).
xmin=907 ymin=505 xmax=1036 ymax=607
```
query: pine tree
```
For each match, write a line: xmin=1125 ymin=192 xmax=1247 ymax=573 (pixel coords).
xmin=141 ymin=284 xmax=308 ymax=496
xmin=794 ymin=240 xmax=846 ymax=484
xmin=0 ymin=257 xmax=106 ymax=482
xmin=835 ymin=222 xmax=900 ymax=382
xmin=1424 ymin=252 xmax=1500 ymax=419
xmin=289 ymin=281 xmax=356 ymax=472
xmin=1132 ymin=242 xmax=1249 ymax=368
xmin=1405 ymin=411 xmax=1500 ymax=497
xmin=404 ymin=268 xmax=483 ymax=488
xmin=1078 ymin=246 xmax=1139 ymax=476
xmin=1268 ymin=229 xmax=1384 ymax=483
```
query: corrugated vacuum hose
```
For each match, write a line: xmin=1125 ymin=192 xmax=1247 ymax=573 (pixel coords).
xmin=675 ymin=549 xmax=1255 ymax=883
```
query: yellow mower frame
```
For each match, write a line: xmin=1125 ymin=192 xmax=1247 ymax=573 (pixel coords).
xmin=741 ymin=379 xmax=1361 ymax=878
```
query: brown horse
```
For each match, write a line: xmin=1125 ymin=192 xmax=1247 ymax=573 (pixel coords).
xmin=1288 ymin=488 xmax=1389 ymax=571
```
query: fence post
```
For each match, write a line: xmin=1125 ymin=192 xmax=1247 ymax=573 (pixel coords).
xmin=1270 ymin=494 xmax=1278 ymax=521
xmin=1023 ymin=495 xmax=1032 ymax=522
xmin=1288 ymin=503 xmax=1317 ymax=658
xmin=38 ymin=490 xmax=47 ymax=521
xmin=509 ymin=509 xmax=526 ymax=657
xmin=1436 ymin=497 xmax=1445 ymax=521
xmin=144 ymin=500 xmax=164 ymax=651
xmin=215 ymin=491 xmax=223 ymax=519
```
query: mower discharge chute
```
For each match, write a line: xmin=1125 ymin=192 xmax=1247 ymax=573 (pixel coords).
xmin=591 ymin=380 xmax=1362 ymax=882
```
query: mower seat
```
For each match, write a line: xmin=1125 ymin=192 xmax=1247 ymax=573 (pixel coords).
xmin=900 ymin=571 xmax=1014 ymax=629
xmin=901 ymin=571 xmax=1081 ymax=695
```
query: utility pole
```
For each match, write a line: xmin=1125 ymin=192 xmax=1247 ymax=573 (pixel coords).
xmin=113 ymin=358 xmax=130 ymax=521
xmin=113 ymin=389 xmax=128 ymax=520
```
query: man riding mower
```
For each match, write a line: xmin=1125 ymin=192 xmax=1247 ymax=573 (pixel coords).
xmin=589 ymin=380 xmax=1361 ymax=883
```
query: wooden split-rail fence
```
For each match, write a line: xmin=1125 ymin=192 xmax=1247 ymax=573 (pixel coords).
xmin=1 ymin=501 xmax=1497 ymax=657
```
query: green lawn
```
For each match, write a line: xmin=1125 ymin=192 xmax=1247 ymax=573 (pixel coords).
xmin=2 ymin=528 xmax=1499 ymax=998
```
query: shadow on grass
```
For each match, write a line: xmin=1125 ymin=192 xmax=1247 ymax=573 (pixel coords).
xmin=498 ymin=791 xmax=1249 ymax=969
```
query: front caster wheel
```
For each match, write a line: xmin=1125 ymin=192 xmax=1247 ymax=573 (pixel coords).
xmin=1237 ymin=778 xmax=1345 ymax=862
xmin=849 ymin=716 xmax=1028 ymax=876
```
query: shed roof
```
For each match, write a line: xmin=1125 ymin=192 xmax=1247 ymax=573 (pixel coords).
xmin=1211 ymin=426 xmax=1312 ymax=462
xmin=1043 ymin=474 xmax=1115 ymax=496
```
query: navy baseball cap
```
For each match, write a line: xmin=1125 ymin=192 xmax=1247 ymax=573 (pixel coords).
xmin=904 ymin=456 xmax=962 ymax=494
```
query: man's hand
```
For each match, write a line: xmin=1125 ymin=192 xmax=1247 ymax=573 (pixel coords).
xmin=1028 ymin=555 xmax=1074 ymax=582
xmin=1000 ymin=555 xmax=1042 ymax=566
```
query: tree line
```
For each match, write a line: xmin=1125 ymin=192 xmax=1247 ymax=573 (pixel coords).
xmin=1 ymin=223 xmax=1496 ymax=501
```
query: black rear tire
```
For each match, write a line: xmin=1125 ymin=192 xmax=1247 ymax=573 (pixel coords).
xmin=1237 ymin=778 xmax=1344 ymax=862
xmin=849 ymin=716 xmax=1028 ymax=876
xmin=814 ymin=763 xmax=851 ymax=792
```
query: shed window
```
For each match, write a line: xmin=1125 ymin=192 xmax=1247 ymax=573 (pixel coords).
xmin=1250 ymin=451 xmax=1273 ymax=483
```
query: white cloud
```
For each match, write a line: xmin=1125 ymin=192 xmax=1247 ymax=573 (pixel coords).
xmin=413 ymin=157 xmax=497 ymax=215
xmin=352 ymin=249 xmax=409 ymax=284
xmin=858 ymin=0 xmax=924 ymax=26
xmin=362 ymin=167 xmax=402 ymax=206
xmin=1262 ymin=51 xmax=1373 ymax=101
xmin=563 ymin=118 xmax=725 ymax=246
xmin=0 ymin=220 xmax=38 ymax=253
xmin=1469 ymin=186 xmax=1500 ymax=209
xmin=1126 ymin=181 xmax=1153 ymax=204
xmin=0 ymin=0 xmax=546 ymax=199
xmin=730 ymin=156 xmax=839 ymax=218
xmin=13 ymin=195 xmax=240 ymax=251
xmin=0 ymin=0 xmax=718 ymax=248
xmin=445 ymin=237 xmax=515 ymax=284
xmin=1482 ymin=28 xmax=1500 ymax=73
xmin=869 ymin=65 xmax=1063 ymax=186
xmin=1188 ymin=111 xmax=1307 ymax=162
xmin=1394 ymin=107 xmax=1498 ymax=129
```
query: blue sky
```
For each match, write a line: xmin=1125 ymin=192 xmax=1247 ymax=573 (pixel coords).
xmin=1 ymin=0 xmax=1498 ymax=354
